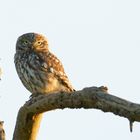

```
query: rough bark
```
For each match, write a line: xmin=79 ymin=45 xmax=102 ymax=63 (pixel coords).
xmin=13 ymin=86 xmax=140 ymax=140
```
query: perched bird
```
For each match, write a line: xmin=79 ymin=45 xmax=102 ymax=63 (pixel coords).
xmin=0 ymin=121 xmax=5 ymax=140
xmin=14 ymin=33 xmax=74 ymax=95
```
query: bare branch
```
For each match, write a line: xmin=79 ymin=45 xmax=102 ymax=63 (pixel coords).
xmin=0 ymin=121 xmax=5 ymax=140
xmin=13 ymin=86 xmax=140 ymax=140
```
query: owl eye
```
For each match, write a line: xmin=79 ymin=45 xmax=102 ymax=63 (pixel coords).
xmin=23 ymin=40 xmax=29 ymax=45
xmin=37 ymin=41 xmax=42 ymax=45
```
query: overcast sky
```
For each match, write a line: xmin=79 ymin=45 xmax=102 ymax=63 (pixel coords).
xmin=0 ymin=0 xmax=140 ymax=139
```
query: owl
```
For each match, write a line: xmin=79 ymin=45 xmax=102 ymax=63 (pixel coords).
xmin=14 ymin=33 xmax=75 ymax=95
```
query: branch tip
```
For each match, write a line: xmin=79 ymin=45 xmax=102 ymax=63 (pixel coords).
xmin=129 ymin=119 xmax=134 ymax=132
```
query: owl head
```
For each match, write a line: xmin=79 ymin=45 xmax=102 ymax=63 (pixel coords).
xmin=16 ymin=33 xmax=49 ymax=52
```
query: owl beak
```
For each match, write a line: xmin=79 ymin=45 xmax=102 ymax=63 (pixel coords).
xmin=31 ymin=45 xmax=35 ymax=50
xmin=32 ymin=42 xmax=41 ymax=51
xmin=32 ymin=43 xmax=37 ymax=50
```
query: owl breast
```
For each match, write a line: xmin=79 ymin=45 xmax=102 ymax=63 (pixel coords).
xmin=14 ymin=52 xmax=49 ymax=94
xmin=14 ymin=51 xmax=69 ymax=94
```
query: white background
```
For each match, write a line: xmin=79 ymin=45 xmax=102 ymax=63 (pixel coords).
xmin=0 ymin=0 xmax=140 ymax=139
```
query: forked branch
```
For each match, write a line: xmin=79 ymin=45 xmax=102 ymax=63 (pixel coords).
xmin=13 ymin=86 xmax=140 ymax=140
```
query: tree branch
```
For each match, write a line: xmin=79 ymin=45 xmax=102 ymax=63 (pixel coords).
xmin=13 ymin=86 xmax=140 ymax=140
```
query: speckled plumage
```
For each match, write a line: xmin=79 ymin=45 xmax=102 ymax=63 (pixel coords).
xmin=14 ymin=33 xmax=74 ymax=95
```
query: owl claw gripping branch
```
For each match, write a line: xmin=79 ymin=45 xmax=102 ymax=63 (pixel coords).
xmin=14 ymin=33 xmax=74 ymax=95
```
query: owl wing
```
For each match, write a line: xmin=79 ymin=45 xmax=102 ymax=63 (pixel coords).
xmin=40 ymin=52 xmax=75 ymax=92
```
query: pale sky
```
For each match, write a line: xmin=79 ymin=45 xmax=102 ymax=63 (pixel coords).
xmin=0 ymin=0 xmax=140 ymax=139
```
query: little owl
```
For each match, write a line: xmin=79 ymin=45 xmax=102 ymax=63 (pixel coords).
xmin=14 ymin=33 xmax=74 ymax=95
